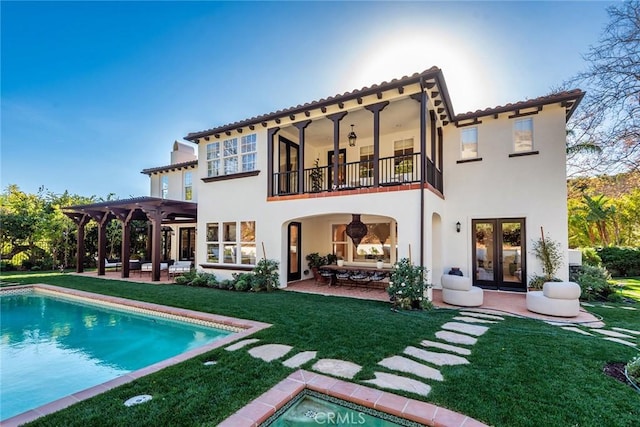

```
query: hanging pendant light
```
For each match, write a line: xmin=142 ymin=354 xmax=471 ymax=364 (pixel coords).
xmin=348 ymin=124 xmax=357 ymax=147
xmin=346 ymin=214 xmax=368 ymax=248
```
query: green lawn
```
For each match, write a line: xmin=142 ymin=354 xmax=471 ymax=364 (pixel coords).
xmin=614 ymin=276 xmax=640 ymax=301
xmin=2 ymin=272 xmax=639 ymax=427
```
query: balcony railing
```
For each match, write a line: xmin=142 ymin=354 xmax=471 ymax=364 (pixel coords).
xmin=272 ymin=153 xmax=443 ymax=196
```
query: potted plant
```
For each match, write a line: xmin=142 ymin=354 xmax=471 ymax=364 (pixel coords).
xmin=395 ymin=159 xmax=413 ymax=182
xmin=309 ymin=159 xmax=323 ymax=192
xmin=337 ymin=257 xmax=345 ymax=267
xmin=359 ymin=165 xmax=372 ymax=186
xmin=529 ymin=229 xmax=563 ymax=290
xmin=376 ymin=259 xmax=384 ymax=269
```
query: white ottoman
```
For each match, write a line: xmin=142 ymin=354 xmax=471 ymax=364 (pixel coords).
xmin=441 ymin=274 xmax=484 ymax=307
xmin=526 ymin=282 xmax=581 ymax=317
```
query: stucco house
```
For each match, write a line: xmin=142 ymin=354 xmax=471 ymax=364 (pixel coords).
xmin=67 ymin=67 xmax=583 ymax=291
xmin=178 ymin=67 xmax=582 ymax=291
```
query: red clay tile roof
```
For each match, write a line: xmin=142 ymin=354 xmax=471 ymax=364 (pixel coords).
xmin=140 ymin=160 xmax=198 ymax=175
xmin=184 ymin=67 xmax=452 ymax=141
xmin=454 ymin=89 xmax=585 ymax=122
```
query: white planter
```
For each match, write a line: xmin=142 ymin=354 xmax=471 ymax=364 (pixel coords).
xmin=337 ymin=260 xmax=345 ymax=267
xmin=376 ymin=261 xmax=384 ymax=269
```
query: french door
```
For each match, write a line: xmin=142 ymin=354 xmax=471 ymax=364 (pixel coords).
xmin=287 ymin=222 xmax=301 ymax=282
xmin=278 ymin=137 xmax=299 ymax=194
xmin=472 ymin=218 xmax=526 ymax=292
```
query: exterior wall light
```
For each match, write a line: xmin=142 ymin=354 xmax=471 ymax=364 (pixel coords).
xmin=456 ymin=221 xmax=461 ymax=233
xmin=348 ymin=124 xmax=357 ymax=147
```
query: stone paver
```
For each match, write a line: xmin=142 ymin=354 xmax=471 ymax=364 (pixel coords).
xmin=248 ymin=344 xmax=293 ymax=362
xmin=420 ymin=339 xmax=472 ymax=356
xmin=459 ymin=311 xmax=505 ymax=321
xmin=363 ymin=372 xmax=431 ymax=397
xmin=603 ymin=337 xmax=638 ymax=348
xmin=282 ymin=351 xmax=317 ymax=368
xmin=612 ymin=327 xmax=640 ymax=335
xmin=404 ymin=346 xmax=469 ymax=366
xmin=620 ymin=306 xmax=637 ymax=310
xmin=453 ymin=316 xmax=498 ymax=324
xmin=225 ymin=338 xmax=260 ymax=351
xmin=435 ymin=330 xmax=477 ymax=345
xmin=312 ymin=359 xmax=362 ymax=379
xmin=378 ymin=356 xmax=444 ymax=381
xmin=590 ymin=329 xmax=635 ymax=339
xmin=561 ymin=327 xmax=593 ymax=336
xmin=442 ymin=322 xmax=489 ymax=337
xmin=580 ymin=302 xmax=595 ymax=307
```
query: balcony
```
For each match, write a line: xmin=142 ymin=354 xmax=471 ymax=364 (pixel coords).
xmin=272 ymin=152 xmax=442 ymax=196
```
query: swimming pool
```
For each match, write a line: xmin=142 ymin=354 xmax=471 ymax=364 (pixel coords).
xmin=0 ymin=285 xmax=270 ymax=425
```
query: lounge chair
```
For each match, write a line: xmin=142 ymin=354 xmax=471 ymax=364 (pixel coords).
xmin=168 ymin=261 xmax=192 ymax=279
xmin=95 ymin=257 xmax=122 ymax=271
xmin=141 ymin=262 xmax=168 ymax=276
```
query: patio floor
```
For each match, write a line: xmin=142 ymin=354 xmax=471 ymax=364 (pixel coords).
xmin=284 ymin=279 xmax=604 ymax=326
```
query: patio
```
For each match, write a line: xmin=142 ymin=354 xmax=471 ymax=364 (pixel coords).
xmin=284 ymin=279 xmax=604 ymax=325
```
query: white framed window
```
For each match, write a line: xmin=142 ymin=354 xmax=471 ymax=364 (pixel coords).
xmin=331 ymin=221 xmax=395 ymax=264
xmin=206 ymin=134 xmax=257 ymax=177
xmin=161 ymin=175 xmax=168 ymax=199
xmin=183 ymin=171 xmax=192 ymax=201
xmin=513 ymin=118 xmax=533 ymax=153
xmin=205 ymin=220 xmax=256 ymax=265
xmin=460 ymin=127 xmax=478 ymax=159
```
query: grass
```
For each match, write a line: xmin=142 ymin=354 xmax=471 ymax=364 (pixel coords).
xmin=614 ymin=276 xmax=640 ymax=301
xmin=2 ymin=271 xmax=639 ymax=427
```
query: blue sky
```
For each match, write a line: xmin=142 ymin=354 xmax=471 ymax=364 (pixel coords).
xmin=1 ymin=1 xmax=615 ymax=198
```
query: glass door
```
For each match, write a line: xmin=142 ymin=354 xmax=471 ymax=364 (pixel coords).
xmin=327 ymin=149 xmax=346 ymax=189
xmin=278 ymin=137 xmax=298 ymax=194
xmin=287 ymin=222 xmax=301 ymax=281
xmin=472 ymin=218 xmax=526 ymax=291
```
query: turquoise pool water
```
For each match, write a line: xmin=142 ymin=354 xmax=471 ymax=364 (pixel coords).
xmin=0 ymin=292 xmax=232 ymax=421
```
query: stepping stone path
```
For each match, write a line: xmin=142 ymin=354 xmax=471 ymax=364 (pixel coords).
xmin=435 ymin=330 xmax=478 ymax=345
xmin=364 ymin=372 xmax=432 ymax=397
xmin=224 ymin=309 xmax=507 ymax=399
xmin=378 ymin=356 xmax=444 ymax=381
xmin=312 ymin=359 xmax=362 ymax=379
xmin=283 ymin=351 xmax=317 ymax=368
xmin=248 ymin=344 xmax=292 ymax=362
xmin=546 ymin=307 xmax=639 ymax=348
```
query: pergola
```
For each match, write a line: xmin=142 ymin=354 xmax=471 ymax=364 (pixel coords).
xmin=63 ymin=197 xmax=197 ymax=281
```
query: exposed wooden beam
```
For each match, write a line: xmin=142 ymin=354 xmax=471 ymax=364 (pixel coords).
xmin=289 ymin=114 xmax=295 ymax=120
xmin=262 ymin=122 xmax=268 ymax=127
xmin=304 ymin=111 xmax=311 ymax=117
xmin=426 ymin=82 xmax=436 ymax=89
xmin=434 ymin=100 xmax=442 ymax=106
xmin=237 ymin=128 xmax=243 ymax=133
xmin=321 ymin=106 xmax=327 ymax=113
xmin=204 ymin=136 xmax=210 ymax=141
xmin=275 ymin=118 xmax=281 ymax=124
xmin=398 ymin=86 xmax=404 ymax=94
xmin=249 ymin=125 xmax=255 ymax=130
xmin=431 ymin=91 xmax=439 ymax=98
xmin=225 ymin=131 xmax=231 ymax=136
xmin=376 ymin=92 xmax=383 ymax=99
xmin=357 ymin=97 xmax=363 ymax=104
xmin=338 ymin=102 xmax=344 ymax=109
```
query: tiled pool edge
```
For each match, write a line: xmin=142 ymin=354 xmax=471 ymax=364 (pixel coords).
xmin=1 ymin=284 xmax=271 ymax=427
xmin=218 ymin=369 xmax=489 ymax=427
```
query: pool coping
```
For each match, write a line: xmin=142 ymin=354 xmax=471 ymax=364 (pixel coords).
xmin=1 ymin=284 xmax=271 ymax=427
xmin=218 ymin=369 xmax=489 ymax=427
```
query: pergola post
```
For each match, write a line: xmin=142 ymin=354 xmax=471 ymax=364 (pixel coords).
xmin=72 ymin=214 xmax=90 ymax=273
xmin=96 ymin=213 xmax=111 ymax=276
xmin=112 ymin=208 xmax=135 ymax=278
xmin=148 ymin=210 xmax=164 ymax=281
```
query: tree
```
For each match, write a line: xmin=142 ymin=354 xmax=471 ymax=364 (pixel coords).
xmin=565 ymin=1 xmax=640 ymax=176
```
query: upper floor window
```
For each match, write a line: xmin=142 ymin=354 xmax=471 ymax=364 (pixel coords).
xmin=206 ymin=134 xmax=257 ymax=178
xmin=513 ymin=118 xmax=533 ymax=153
xmin=161 ymin=175 xmax=168 ymax=199
xmin=183 ymin=171 xmax=193 ymax=201
xmin=461 ymin=127 xmax=478 ymax=159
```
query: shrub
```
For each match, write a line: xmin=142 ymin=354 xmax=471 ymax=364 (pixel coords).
xmin=388 ymin=258 xmax=432 ymax=310
xmin=21 ymin=260 xmax=34 ymax=271
xmin=174 ymin=271 xmax=218 ymax=288
xmin=252 ymin=258 xmax=279 ymax=292
xmin=531 ymin=233 xmax=563 ymax=281
xmin=581 ymin=247 xmax=602 ymax=267
xmin=574 ymin=264 xmax=621 ymax=302
xmin=0 ymin=261 xmax=16 ymax=271
xmin=627 ymin=354 xmax=640 ymax=384
xmin=596 ymin=246 xmax=640 ymax=277
xmin=232 ymin=272 xmax=254 ymax=292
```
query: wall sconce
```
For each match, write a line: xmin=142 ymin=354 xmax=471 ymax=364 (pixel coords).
xmin=456 ymin=221 xmax=461 ymax=233
xmin=348 ymin=124 xmax=357 ymax=147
